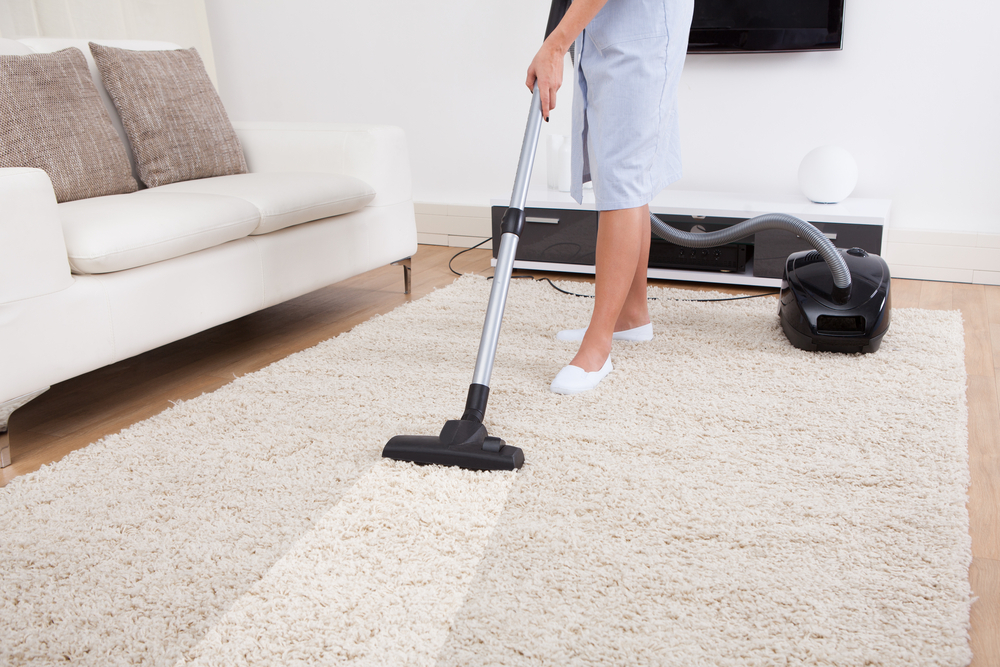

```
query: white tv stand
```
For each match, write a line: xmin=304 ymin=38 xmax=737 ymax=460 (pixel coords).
xmin=490 ymin=189 xmax=891 ymax=288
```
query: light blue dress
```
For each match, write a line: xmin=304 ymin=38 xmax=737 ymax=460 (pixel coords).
xmin=570 ymin=0 xmax=694 ymax=211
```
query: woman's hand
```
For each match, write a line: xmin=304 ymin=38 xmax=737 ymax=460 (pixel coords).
xmin=525 ymin=0 xmax=608 ymax=121
xmin=526 ymin=37 xmax=566 ymax=121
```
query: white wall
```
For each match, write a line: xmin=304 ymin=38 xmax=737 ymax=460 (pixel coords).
xmin=204 ymin=0 xmax=1000 ymax=235
xmin=0 ymin=0 xmax=218 ymax=81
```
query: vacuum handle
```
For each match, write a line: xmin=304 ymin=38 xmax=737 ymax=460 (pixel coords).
xmin=465 ymin=0 xmax=572 ymax=409
xmin=509 ymin=84 xmax=544 ymax=212
xmin=471 ymin=85 xmax=543 ymax=391
xmin=511 ymin=0 xmax=570 ymax=208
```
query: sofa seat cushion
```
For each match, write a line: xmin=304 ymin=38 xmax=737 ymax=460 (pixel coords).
xmin=60 ymin=192 xmax=260 ymax=274
xmin=147 ymin=172 xmax=376 ymax=235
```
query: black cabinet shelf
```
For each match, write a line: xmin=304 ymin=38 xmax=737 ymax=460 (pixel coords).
xmin=491 ymin=192 xmax=889 ymax=288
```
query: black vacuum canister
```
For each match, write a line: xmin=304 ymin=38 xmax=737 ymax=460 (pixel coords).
xmin=779 ymin=247 xmax=891 ymax=353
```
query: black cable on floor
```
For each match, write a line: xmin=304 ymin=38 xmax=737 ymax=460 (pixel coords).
xmin=537 ymin=277 xmax=779 ymax=303
xmin=448 ymin=238 xmax=492 ymax=276
xmin=447 ymin=242 xmax=779 ymax=302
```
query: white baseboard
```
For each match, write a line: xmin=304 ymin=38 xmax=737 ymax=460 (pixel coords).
xmin=414 ymin=202 xmax=492 ymax=249
xmin=415 ymin=201 xmax=1000 ymax=286
xmin=416 ymin=232 xmax=492 ymax=249
xmin=973 ymin=269 xmax=1000 ymax=285
xmin=884 ymin=229 xmax=1000 ymax=285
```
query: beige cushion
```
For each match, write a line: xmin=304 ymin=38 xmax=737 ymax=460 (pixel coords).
xmin=16 ymin=37 xmax=192 ymax=185
xmin=88 ymin=43 xmax=247 ymax=188
xmin=147 ymin=172 xmax=377 ymax=235
xmin=0 ymin=47 xmax=138 ymax=202
xmin=59 ymin=192 xmax=260 ymax=274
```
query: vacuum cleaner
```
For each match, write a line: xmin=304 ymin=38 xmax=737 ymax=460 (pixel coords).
xmin=382 ymin=0 xmax=891 ymax=471
xmin=646 ymin=213 xmax=891 ymax=354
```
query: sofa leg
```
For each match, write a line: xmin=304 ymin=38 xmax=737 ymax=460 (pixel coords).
xmin=1 ymin=387 xmax=49 ymax=468
xmin=392 ymin=257 xmax=412 ymax=295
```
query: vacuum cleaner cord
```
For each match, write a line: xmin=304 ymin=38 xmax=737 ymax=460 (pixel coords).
xmin=447 ymin=244 xmax=778 ymax=303
xmin=449 ymin=237 xmax=492 ymax=276
xmin=537 ymin=277 xmax=778 ymax=302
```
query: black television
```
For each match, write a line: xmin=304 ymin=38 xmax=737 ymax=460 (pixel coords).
xmin=688 ymin=0 xmax=845 ymax=53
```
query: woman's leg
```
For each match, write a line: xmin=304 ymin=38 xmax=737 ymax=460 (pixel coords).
xmin=617 ymin=204 xmax=652 ymax=331
xmin=569 ymin=203 xmax=651 ymax=372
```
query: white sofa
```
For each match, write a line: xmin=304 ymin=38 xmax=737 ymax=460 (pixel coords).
xmin=0 ymin=38 xmax=418 ymax=467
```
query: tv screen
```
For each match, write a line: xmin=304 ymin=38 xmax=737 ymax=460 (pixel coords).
xmin=688 ymin=0 xmax=845 ymax=53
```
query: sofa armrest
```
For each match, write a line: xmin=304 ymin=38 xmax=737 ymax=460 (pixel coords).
xmin=232 ymin=122 xmax=413 ymax=208
xmin=0 ymin=168 xmax=73 ymax=304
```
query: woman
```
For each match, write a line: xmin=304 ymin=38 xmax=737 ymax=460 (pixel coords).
xmin=527 ymin=0 xmax=693 ymax=394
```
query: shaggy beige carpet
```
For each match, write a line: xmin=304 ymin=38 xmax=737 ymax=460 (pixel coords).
xmin=0 ymin=275 xmax=972 ymax=666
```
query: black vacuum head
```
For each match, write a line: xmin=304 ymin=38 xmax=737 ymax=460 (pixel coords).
xmin=779 ymin=247 xmax=891 ymax=353
xmin=383 ymin=419 xmax=524 ymax=471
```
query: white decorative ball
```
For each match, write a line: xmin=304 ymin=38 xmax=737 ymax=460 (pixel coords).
xmin=798 ymin=146 xmax=858 ymax=204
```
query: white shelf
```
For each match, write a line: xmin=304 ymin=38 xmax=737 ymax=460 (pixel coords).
xmin=492 ymin=189 xmax=892 ymax=226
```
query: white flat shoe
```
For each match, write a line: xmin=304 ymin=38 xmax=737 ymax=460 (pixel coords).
xmin=550 ymin=357 xmax=613 ymax=395
xmin=556 ymin=323 xmax=653 ymax=342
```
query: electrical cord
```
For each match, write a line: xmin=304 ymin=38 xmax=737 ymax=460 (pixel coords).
xmin=448 ymin=238 xmax=492 ymax=276
xmin=537 ymin=277 xmax=779 ymax=302
xmin=446 ymin=242 xmax=779 ymax=302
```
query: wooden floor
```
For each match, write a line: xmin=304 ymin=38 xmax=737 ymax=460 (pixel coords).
xmin=3 ymin=244 xmax=998 ymax=664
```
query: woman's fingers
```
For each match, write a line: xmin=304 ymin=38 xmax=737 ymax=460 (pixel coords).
xmin=527 ymin=41 xmax=564 ymax=121
xmin=542 ymin=71 xmax=561 ymax=119
xmin=526 ymin=72 xmax=550 ymax=120
xmin=542 ymin=88 xmax=557 ymax=121
xmin=539 ymin=87 xmax=550 ymax=120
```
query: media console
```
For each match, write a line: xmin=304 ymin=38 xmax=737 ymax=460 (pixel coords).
xmin=491 ymin=189 xmax=891 ymax=288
